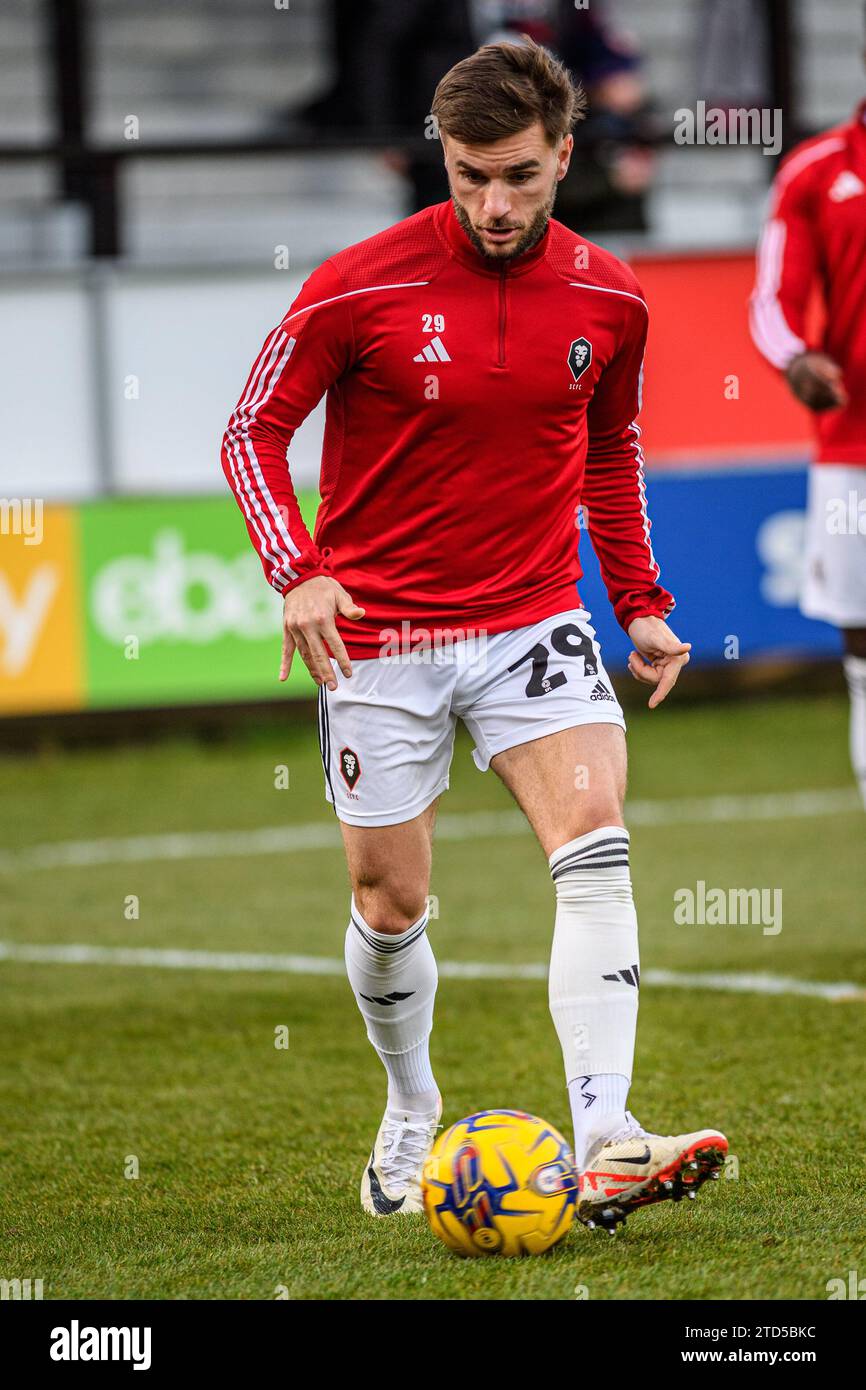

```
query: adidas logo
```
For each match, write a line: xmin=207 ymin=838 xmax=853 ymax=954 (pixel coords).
xmin=413 ymin=335 xmax=451 ymax=363
xmin=829 ymin=170 xmax=865 ymax=203
xmin=589 ymin=680 xmax=614 ymax=701
xmin=603 ymin=963 xmax=640 ymax=988
xmin=358 ymin=989 xmax=416 ymax=1007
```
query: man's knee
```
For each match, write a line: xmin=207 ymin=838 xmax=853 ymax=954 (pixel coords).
xmin=557 ymin=791 xmax=626 ymax=848
xmin=353 ymin=869 xmax=429 ymax=935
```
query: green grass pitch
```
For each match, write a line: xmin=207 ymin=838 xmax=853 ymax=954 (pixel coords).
xmin=0 ymin=691 xmax=864 ymax=1300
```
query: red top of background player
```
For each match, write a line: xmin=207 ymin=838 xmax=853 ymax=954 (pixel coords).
xmin=750 ymin=100 xmax=866 ymax=465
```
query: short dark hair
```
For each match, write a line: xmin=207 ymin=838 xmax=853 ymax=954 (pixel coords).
xmin=431 ymin=37 xmax=586 ymax=147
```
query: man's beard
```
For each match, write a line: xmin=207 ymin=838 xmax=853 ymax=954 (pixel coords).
xmin=451 ymin=179 xmax=558 ymax=262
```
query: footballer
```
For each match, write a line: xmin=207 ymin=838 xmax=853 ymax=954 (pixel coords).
xmin=751 ymin=75 xmax=866 ymax=813
xmin=222 ymin=39 xmax=727 ymax=1232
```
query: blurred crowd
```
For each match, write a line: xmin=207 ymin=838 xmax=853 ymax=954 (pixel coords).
xmin=285 ymin=0 xmax=780 ymax=234
xmin=287 ymin=0 xmax=655 ymax=233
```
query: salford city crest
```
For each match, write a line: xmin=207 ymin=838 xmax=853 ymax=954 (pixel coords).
xmin=567 ymin=336 xmax=593 ymax=382
xmin=339 ymin=747 xmax=361 ymax=790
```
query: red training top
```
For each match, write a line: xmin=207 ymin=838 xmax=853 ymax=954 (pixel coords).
xmin=222 ymin=199 xmax=673 ymax=656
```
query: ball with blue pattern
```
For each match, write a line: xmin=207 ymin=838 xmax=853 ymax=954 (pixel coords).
xmin=422 ymin=1109 xmax=578 ymax=1256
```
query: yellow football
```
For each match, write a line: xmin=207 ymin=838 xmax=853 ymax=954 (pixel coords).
xmin=421 ymin=1109 xmax=578 ymax=1256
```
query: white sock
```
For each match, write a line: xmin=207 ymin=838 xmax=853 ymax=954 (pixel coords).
xmin=844 ymin=655 xmax=866 ymax=811
xmin=548 ymin=827 xmax=639 ymax=1169
xmin=344 ymin=897 xmax=439 ymax=1116
xmin=567 ymin=1073 xmax=631 ymax=1172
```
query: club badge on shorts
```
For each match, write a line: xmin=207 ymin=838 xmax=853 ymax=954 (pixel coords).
xmin=339 ymin=747 xmax=362 ymax=792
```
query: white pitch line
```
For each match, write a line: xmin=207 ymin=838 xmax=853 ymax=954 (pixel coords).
xmin=0 ymin=941 xmax=862 ymax=1002
xmin=0 ymin=787 xmax=858 ymax=874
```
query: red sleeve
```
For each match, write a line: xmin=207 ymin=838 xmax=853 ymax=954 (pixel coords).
xmin=749 ymin=153 xmax=819 ymax=368
xmin=221 ymin=259 xmax=355 ymax=594
xmin=581 ymin=295 xmax=674 ymax=633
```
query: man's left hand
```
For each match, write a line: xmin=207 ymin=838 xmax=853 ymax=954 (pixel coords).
xmin=626 ymin=615 xmax=691 ymax=709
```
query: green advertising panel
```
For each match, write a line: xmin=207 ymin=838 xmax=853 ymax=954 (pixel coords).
xmin=79 ymin=492 xmax=320 ymax=708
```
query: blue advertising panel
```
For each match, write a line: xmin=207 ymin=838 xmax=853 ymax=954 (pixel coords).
xmin=576 ymin=464 xmax=841 ymax=668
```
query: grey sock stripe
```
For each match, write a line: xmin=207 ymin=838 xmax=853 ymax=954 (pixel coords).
xmin=552 ymin=860 xmax=630 ymax=880
xmin=551 ymin=834 xmax=629 ymax=863
xmin=351 ymin=911 xmax=429 ymax=954
xmin=559 ymin=844 xmax=630 ymax=862
xmin=551 ymin=837 xmax=630 ymax=880
xmin=554 ymin=847 xmax=630 ymax=870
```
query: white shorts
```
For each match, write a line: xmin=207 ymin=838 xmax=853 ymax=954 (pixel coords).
xmin=317 ymin=607 xmax=625 ymax=826
xmin=801 ymin=464 xmax=866 ymax=628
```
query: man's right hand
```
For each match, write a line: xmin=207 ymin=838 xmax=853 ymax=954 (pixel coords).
xmin=280 ymin=576 xmax=365 ymax=691
xmin=785 ymin=351 xmax=848 ymax=412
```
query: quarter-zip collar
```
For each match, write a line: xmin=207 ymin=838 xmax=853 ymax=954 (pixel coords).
xmin=435 ymin=198 xmax=550 ymax=278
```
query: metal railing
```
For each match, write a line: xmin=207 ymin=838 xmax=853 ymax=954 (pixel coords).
xmin=0 ymin=0 xmax=799 ymax=259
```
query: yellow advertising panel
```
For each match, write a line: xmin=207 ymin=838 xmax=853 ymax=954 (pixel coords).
xmin=0 ymin=503 xmax=84 ymax=713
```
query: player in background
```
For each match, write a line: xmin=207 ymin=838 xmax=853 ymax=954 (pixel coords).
xmin=223 ymin=40 xmax=727 ymax=1233
xmin=750 ymin=76 xmax=866 ymax=810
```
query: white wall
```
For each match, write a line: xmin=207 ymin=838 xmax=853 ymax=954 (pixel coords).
xmin=0 ymin=265 xmax=326 ymax=501
xmin=2 ymin=274 xmax=101 ymax=499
